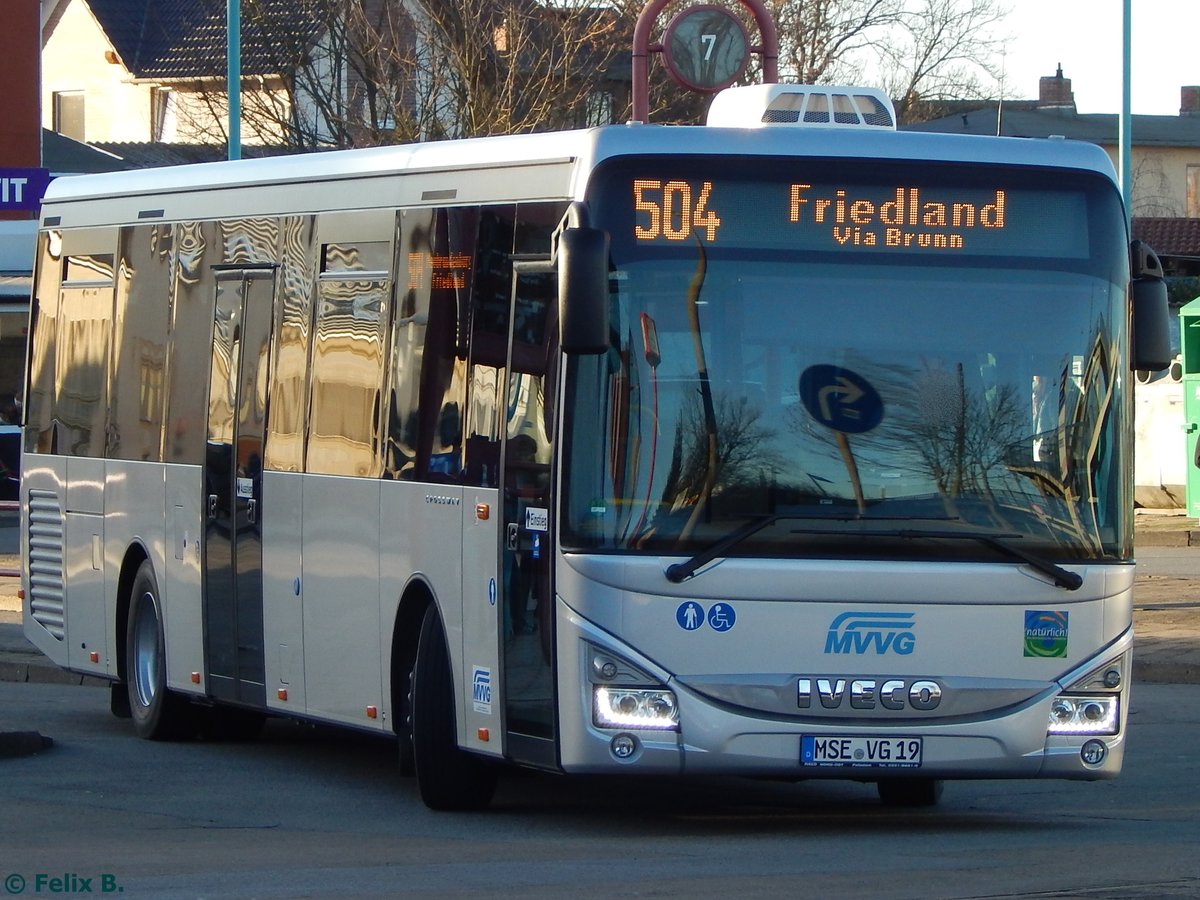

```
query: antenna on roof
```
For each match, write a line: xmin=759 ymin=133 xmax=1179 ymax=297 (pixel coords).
xmin=997 ymin=48 xmax=1005 ymax=137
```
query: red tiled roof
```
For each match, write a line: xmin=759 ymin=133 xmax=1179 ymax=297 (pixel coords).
xmin=1133 ymin=217 xmax=1200 ymax=259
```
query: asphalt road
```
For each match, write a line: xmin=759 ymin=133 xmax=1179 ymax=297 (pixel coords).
xmin=2 ymin=680 xmax=1199 ymax=898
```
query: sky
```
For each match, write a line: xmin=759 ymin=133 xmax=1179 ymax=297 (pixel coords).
xmin=998 ymin=0 xmax=1198 ymax=115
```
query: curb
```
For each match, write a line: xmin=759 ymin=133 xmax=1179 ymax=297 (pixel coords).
xmin=1132 ymin=660 xmax=1200 ymax=684
xmin=1133 ymin=530 xmax=1199 ymax=548
xmin=0 ymin=658 xmax=109 ymax=687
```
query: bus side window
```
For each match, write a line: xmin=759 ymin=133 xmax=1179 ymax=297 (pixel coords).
xmin=24 ymin=231 xmax=62 ymax=454
xmin=387 ymin=207 xmax=471 ymax=483
xmin=165 ymin=220 xmax=218 ymax=465
xmin=110 ymin=224 xmax=170 ymax=463
xmin=463 ymin=205 xmax=516 ymax=489
xmin=264 ymin=215 xmax=317 ymax=474
xmin=306 ymin=239 xmax=392 ymax=478
xmin=57 ymin=253 xmax=114 ymax=458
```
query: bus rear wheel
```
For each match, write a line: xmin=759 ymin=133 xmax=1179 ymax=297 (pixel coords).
xmin=411 ymin=605 xmax=496 ymax=811
xmin=126 ymin=561 xmax=193 ymax=741
xmin=877 ymin=777 xmax=944 ymax=807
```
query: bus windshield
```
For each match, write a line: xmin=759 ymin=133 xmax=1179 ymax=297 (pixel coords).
xmin=562 ymin=154 xmax=1131 ymax=563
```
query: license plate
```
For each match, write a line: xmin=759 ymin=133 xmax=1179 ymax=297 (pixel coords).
xmin=801 ymin=735 xmax=923 ymax=768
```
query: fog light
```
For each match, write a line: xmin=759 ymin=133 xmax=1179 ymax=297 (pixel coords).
xmin=611 ymin=734 xmax=638 ymax=759
xmin=1102 ymin=668 xmax=1121 ymax=689
xmin=594 ymin=687 xmax=680 ymax=730
xmin=1046 ymin=694 xmax=1119 ymax=735
xmin=1081 ymin=739 xmax=1108 ymax=766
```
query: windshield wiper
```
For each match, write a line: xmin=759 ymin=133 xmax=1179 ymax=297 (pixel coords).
xmin=889 ymin=528 xmax=1083 ymax=591
xmin=666 ymin=514 xmax=785 ymax=583
xmin=665 ymin=518 xmax=1083 ymax=591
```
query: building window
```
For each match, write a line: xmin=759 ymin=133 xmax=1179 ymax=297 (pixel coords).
xmin=53 ymin=91 xmax=85 ymax=141
xmin=151 ymin=87 xmax=176 ymax=142
xmin=585 ymin=91 xmax=613 ymax=127
xmin=1188 ymin=165 xmax=1200 ymax=218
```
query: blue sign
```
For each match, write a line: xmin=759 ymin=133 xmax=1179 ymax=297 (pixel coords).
xmin=0 ymin=167 xmax=51 ymax=212
xmin=798 ymin=364 xmax=883 ymax=434
xmin=676 ymin=601 xmax=705 ymax=631
xmin=707 ymin=602 xmax=736 ymax=632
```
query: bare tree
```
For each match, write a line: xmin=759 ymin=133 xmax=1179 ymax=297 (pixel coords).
xmin=1132 ymin=154 xmax=1184 ymax=217
xmin=766 ymin=0 xmax=905 ymax=84
xmin=222 ymin=0 xmax=444 ymax=148
xmin=754 ymin=0 xmax=1006 ymax=122
xmin=177 ymin=0 xmax=1011 ymax=145
xmin=663 ymin=391 xmax=783 ymax=511
xmin=876 ymin=0 xmax=1008 ymax=124
xmin=419 ymin=0 xmax=628 ymax=137
xmin=181 ymin=0 xmax=632 ymax=148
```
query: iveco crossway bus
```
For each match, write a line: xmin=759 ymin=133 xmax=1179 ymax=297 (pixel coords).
xmin=22 ymin=84 xmax=1171 ymax=809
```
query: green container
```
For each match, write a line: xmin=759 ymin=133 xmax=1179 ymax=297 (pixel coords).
xmin=1180 ymin=298 xmax=1200 ymax=517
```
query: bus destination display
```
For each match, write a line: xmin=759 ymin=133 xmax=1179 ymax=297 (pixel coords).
xmin=630 ymin=177 xmax=1088 ymax=258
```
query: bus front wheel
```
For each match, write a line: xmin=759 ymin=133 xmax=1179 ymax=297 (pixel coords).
xmin=411 ymin=605 xmax=496 ymax=811
xmin=125 ymin=561 xmax=193 ymax=741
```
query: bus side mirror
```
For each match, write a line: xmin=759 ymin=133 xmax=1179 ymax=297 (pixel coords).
xmin=558 ymin=226 xmax=610 ymax=355
xmin=1130 ymin=240 xmax=1171 ymax=372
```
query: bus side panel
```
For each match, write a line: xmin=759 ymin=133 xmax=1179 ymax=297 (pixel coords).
xmin=262 ymin=469 xmax=305 ymax=713
xmin=22 ymin=454 xmax=69 ymax=667
xmin=99 ymin=459 xmax=164 ymax=681
xmin=163 ymin=464 xmax=206 ymax=695
xmin=376 ymin=482 xmax=476 ymax=746
xmin=61 ymin=457 xmax=105 ymax=676
xmin=458 ymin=485 xmax=503 ymax=757
xmin=301 ymin=474 xmax=385 ymax=730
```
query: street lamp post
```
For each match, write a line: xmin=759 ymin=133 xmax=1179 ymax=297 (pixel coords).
xmin=227 ymin=0 xmax=241 ymax=161
xmin=1120 ymin=0 xmax=1131 ymax=231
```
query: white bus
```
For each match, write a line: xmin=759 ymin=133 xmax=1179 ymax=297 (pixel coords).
xmin=22 ymin=84 xmax=1170 ymax=810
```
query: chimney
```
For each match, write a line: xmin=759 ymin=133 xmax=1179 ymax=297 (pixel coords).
xmin=1038 ymin=64 xmax=1076 ymax=112
xmin=1183 ymin=86 xmax=1200 ymax=117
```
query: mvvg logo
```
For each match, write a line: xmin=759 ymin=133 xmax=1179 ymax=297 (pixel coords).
xmin=472 ymin=666 xmax=492 ymax=714
xmin=824 ymin=611 xmax=916 ymax=655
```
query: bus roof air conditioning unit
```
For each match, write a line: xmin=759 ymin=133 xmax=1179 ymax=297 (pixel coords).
xmin=707 ymin=84 xmax=896 ymax=130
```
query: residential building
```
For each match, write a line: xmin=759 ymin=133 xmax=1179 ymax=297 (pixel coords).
xmin=41 ymin=0 xmax=318 ymax=146
xmin=906 ymin=67 xmax=1200 ymax=248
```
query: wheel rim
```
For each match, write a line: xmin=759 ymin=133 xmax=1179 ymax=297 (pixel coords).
xmin=131 ymin=591 xmax=160 ymax=709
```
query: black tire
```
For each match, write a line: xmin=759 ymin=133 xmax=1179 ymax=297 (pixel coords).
xmin=397 ymin=728 xmax=416 ymax=777
xmin=877 ymin=777 xmax=944 ymax=807
xmin=125 ymin=561 xmax=194 ymax=741
xmin=411 ymin=605 xmax=496 ymax=811
xmin=397 ymin=659 xmax=415 ymax=777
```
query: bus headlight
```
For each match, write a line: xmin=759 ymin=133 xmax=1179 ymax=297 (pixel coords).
xmin=1046 ymin=694 xmax=1119 ymax=735
xmin=594 ymin=687 xmax=679 ymax=731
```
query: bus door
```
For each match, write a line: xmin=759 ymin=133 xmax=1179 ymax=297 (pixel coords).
xmin=499 ymin=264 xmax=559 ymax=766
xmin=203 ymin=268 xmax=275 ymax=706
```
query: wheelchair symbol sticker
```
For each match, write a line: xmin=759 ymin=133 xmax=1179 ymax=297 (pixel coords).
xmin=708 ymin=603 xmax=736 ymax=632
